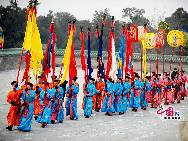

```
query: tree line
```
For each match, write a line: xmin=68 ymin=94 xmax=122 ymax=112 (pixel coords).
xmin=0 ymin=1 xmax=188 ymax=55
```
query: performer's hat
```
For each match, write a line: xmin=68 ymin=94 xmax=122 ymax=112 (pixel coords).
xmin=11 ymin=81 xmax=17 ymax=85
xmin=38 ymin=75 xmax=42 ymax=78
xmin=29 ymin=82 xmax=33 ymax=87
xmin=51 ymin=75 xmax=57 ymax=79
xmin=117 ymin=77 xmax=122 ymax=81
xmin=98 ymin=75 xmax=103 ymax=78
xmin=135 ymin=74 xmax=140 ymax=78
xmin=125 ymin=75 xmax=130 ymax=79
xmin=174 ymin=68 xmax=178 ymax=70
xmin=107 ymin=77 xmax=112 ymax=82
xmin=90 ymin=78 xmax=95 ymax=82
xmin=72 ymin=76 xmax=78 ymax=81
xmin=54 ymin=79 xmax=59 ymax=82
xmin=126 ymin=73 xmax=130 ymax=76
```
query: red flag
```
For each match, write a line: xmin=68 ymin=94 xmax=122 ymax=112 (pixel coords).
xmin=69 ymin=28 xmax=77 ymax=85
xmin=105 ymin=32 xmax=113 ymax=79
xmin=80 ymin=32 xmax=87 ymax=82
xmin=43 ymin=21 xmax=57 ymax=78
xmin=22 ymin=52 xmax=31 ymax=83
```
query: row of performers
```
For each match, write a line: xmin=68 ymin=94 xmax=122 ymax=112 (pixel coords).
xmin=6 ymin=70 xmax=188 ymax=132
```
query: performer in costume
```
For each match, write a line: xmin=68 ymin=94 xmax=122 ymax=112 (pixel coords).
xmin=151 ymin=74 xmax=161 ymax=108
xmin=84 ymin=78 xmax=97 ymax=118
xmin=122 ymin=76 xmax=131 ymax=113
xmin=101 ymin=77 xmax=115 ymax=116
xmin=145 ymin=76 xmax=152 ymax=103
xmin=37 ymin=83 xmax=53 ymax=128
xmin=18 ymin=83 xmax=36 ymax=132
xmin=51 ymin=80 xmax=64 ymax=123
xmin=6 ymin=81 xmax=22 ymax=131
xmin=65 ymin=77 xmax=79 ymax=120
xmin=164 ymin=74 xmax=172 ymax=105
xmin=180 ymin=70 xmax=187 ymax=99
xmin=140 ymin=78 xmax=148 ymax=110
xmin=114 ymin=77 xmax=123 ymax=115
xmin=33 ymin=76 xmax=44 ymax=120
xmin=132 ymin=73 xmax=141 ymax=112
xmin=93 ymin=75 xmax=105 ymax=112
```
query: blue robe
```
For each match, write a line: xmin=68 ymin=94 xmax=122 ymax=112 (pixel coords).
xmin=122 ymin=82 xmax=131 ymax=112
xmin=51 ymin=87 xmax=64 ymax=122
xmin=65 ymin=86 xmax=71 ymax=116
xmin=132 ymin=80 xmax=141 ymax=109
xmin=140 ymin=81 xmax=148 ymax=108
xmin=18 ymin=90 xmax=36 ymax=131
xmin=114 ymin=82 xmax=123 ymax=112
xmin=101 ymin=82 xmax=115 ymax=113
xmin=37 ymin=89 xmax=53 ymax=124
xmin=84 ymin=83 xmax=97 ymax=117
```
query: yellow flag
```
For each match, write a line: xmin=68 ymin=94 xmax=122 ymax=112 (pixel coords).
xmin=142 ymin=33 xmax=155 ymax=80
xmin=167 ymin=30 xmax=186 ymax=47
xmin=29 ymin=12 xmax=43 ymax=73
xmin=23 ymin=9 xmax=33 ymax=51
xmin=22 ymin=8 xmax=43 ymax=76
xmin=59 ymin=30 xmax=73 ymax=85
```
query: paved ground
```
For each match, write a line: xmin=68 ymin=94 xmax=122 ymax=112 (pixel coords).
xmin=0 ymin=65 xmax=188 ymax=141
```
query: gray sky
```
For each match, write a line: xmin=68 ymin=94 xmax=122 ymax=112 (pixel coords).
xmin=1 ymin=0 xmax=188 ymax=26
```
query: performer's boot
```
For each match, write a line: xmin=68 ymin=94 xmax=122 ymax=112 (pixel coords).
xmin=85 ymin=115 xmax=89 ymax=118
xmin=143 ymin=107 xmax=146 ymax=110
xmin=134 ymin=108 xmax=138 ymax=112
xmin=41 ymin=123 xmax=47 ymax=128
xmin=107 ymin=112 xmax=112 ymax=116
xmin=6 ymin=125 xmax=13 ymax=131
xmin=51 ymin=120 xmax=55 ymax=124
xmin=34 ymin=116 xmax=38 ymax=120
xmin=59 ymin=121 xmax=63 ymax=123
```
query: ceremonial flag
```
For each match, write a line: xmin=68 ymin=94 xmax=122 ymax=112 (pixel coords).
xmin=106 ymin=32 xmax=117 ymax=80
xmin=97 ymin=32 xmax=105 ymax=78
xmin=0 ymin=27 xmax=4 ymax=49
xmin=43 ymin=20 xmax=57 ymax=78
xmin=69 ymin=39 xmax=77 ymax=85
xmin=59 ymin=29 xmax=73 ymax=84
xmin=22 ymin=6 xmax=43 ymax=80
xmin=87 ymin=32 xmax=93 ymax=80
xmin=117 ymin=33 xmax=125 ymax=78
xmin=22 ymin=51 xmax=31 ymax=83
xmin=80 ymin=31 xmax=87 ymax=82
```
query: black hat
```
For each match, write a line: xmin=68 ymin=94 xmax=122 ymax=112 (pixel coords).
xmin=107 ymin=77 xmax=112 ymax=82
xmin=29 ymin=83 xmax=33 ymax=87
xmin=117 ymin=77 xmax=122 ymax=81
xmin=126 ymin=73 xmax=130 ymax=76
xmin=63 ymin=80 xmax=68 ymax=84
xmin=54 ymin=79 xmax=59 ymax=82
xmin=38 ymin=75 xmax=42 ymax=78
xmin=135 ymin=74 xmax=140 ymax=78
xmin=90 ymin=78 xmax=95 ymax=81
xmin=51 ymin=75 xmax=57 ymax=79
xmin=72 ymin=76 xmax=78 ymax=81
xmin=98 ymin=75 xmax=103 ymax=78
xmin=125 ymin=76 xmax=130 ymax=79
xmin=11 ymin=81 xmax=17 ymax=85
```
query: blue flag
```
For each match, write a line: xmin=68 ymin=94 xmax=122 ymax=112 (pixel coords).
xmin=97 ymin=33 xmax=105 ymax=78
xmin=87 ymin=33 xmax=93 ymax=80
xmin=117 ymin=34 xmax=125 ymax=78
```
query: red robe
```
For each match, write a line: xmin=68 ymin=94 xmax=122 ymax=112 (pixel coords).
xmin=7 ymin=89 xmax=22 ymax=126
